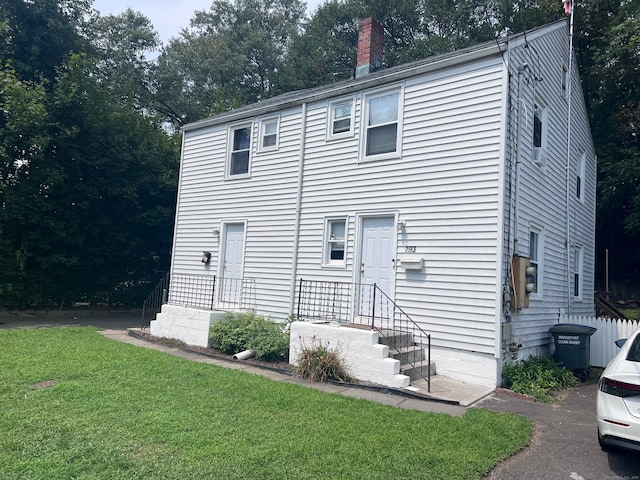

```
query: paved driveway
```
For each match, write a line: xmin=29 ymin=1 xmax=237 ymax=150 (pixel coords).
xmin=479 ymin=370 xmax=640 ymax=480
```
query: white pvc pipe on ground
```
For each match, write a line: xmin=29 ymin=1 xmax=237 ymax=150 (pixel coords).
xmin=233 ymin=349 xmax=255 ymax=360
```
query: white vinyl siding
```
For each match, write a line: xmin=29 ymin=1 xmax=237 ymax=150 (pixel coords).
xmin=171 ymin=21 xmax=595 ymax=383
xmin=174 ymin=109 xmax=301 ymax=318
xmin=296 ymin=57 xmax=505 ymax=355
xmin=507 ymin=23 xmax=596 ymax=353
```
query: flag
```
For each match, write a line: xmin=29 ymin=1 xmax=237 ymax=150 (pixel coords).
xmin=563 ymin=0 xmax=572 ymax=15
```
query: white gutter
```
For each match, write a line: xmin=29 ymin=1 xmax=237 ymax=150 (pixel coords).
xmin=289 ymin=102 xmax=308 ymax=316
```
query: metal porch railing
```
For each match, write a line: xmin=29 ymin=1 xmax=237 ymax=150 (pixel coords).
xmin=296 ymin=279 xmax=432 ymax=391
xmin=140 ymin=273 xmax=256 ymax=328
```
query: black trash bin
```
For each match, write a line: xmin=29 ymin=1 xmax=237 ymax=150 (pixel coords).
xmin=549 ymin=323 xmax=597 ymax=382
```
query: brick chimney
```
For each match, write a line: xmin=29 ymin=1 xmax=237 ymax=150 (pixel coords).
xmin=355 ymin=17 xmax=384 ymax=78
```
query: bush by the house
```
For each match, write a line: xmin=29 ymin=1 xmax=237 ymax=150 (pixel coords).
xmin=295 ymin=341 xmax=353 ymax=383
xmin=503 ymin=355 xmax=577 ymax=402
xmin=208 ymin=312 xmax=289 ymax=361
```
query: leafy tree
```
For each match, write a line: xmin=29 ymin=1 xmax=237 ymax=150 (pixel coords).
xmin=0 ymin=1 xmax=179 ymax=307
xmin=1 ymin=0 xmax=92 ymax=84
xmin=89 ymin=8 xmax=160 ymax=113
xmin=156 ymin=0 xmax=306 ymax=128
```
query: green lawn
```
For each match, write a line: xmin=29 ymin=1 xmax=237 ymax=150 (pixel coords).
xmin=0 ymin=327 xmax=531 ymax=479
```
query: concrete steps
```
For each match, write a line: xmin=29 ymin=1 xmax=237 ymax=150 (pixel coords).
xmin=378 ymin=329 xmax=436 ymax=383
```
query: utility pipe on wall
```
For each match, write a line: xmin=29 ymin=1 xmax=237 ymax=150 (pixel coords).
xmin=289 ymin=103 xmax=308 ymax=315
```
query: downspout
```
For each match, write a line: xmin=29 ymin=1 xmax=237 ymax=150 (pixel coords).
xmin=565 ymin=11 xmax=575 ymax=314
xmin=496 ymin=41 xmax=514 ymax=362
xmin=289 ymin=102 xmax=308 ymax=316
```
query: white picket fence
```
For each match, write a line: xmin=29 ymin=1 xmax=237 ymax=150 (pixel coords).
xmin=558 ymin=314 xmax=640 ymax=368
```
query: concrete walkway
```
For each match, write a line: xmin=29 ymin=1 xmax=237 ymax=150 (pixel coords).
xmin=100 ymin=328 xmax=494 ymax=416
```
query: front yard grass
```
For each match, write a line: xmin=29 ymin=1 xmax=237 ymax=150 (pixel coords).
xmin=0 ymin=327 xmax=531 ymax=479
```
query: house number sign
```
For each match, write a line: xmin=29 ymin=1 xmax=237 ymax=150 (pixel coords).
xmin=404 ymin=246 xmax=417 ymax=253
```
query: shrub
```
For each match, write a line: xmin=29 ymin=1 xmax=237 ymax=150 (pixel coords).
xmin=503 ymin=355 xmax=577 ymax=402
xmin=209 ymin=312 xmax=289 ymax=361
xmin=295 ymin=340 xmax=353 ymax=383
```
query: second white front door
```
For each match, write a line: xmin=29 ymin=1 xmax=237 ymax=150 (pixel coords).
xmin=358 ymin=216 xmax=395 ymax=315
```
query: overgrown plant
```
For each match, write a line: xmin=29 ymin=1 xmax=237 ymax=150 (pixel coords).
xmin=503 ymin=355 xmax=577 ymax=402
xmin=294 ymin=340 xmax=353 ymax=383
xmin=209 ymin=312 xmax=289 ymax=361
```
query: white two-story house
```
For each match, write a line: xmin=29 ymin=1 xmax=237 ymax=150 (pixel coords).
xmin=151 ymin=18 xmax=596 ymax=389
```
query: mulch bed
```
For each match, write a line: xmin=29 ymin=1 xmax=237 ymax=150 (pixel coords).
xmin=130 ymin=329 xmax=295 ymax=374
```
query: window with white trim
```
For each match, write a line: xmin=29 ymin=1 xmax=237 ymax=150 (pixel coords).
xmin=323 ymin=218 xmax=346 ymax=266
xmin=260 ymin=117 xmax=279 ymax=151
xmin=529 ymin=227 xmax=543 ymax=297
xmin=328 ymin=100 xmax=354 ymax=138
xmin=227 ymin=124 xmax=251 ymax=176
xmin=532 ymin=98 xmax=548 ymax=166
xmin=573 ymin=247 xmax=583 ymax=299
xmin=576 ymin=152 xmax=586 ymax=201
xmin=363 ymin=89 xmax=401 ymax=158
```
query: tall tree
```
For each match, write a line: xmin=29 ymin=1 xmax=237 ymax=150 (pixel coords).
xmin=156 ymin=0 xmax=306 ymax=127
xmin=89 ymin=8 xmax=160 ymax=113
xmin=1 ymin=1 xmax=179 ymax=307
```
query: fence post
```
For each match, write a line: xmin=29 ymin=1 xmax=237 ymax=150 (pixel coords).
xmin=297 ymin=278 xmax=303 ymax=320
xmin=210 ymin=276 xmax=216 ymax=311
xmin=371 ymin=283 xmax=377 ymax=330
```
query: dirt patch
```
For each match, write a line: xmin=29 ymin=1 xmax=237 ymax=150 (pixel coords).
xmin=30 ymin=380 xmax=58 ymax=390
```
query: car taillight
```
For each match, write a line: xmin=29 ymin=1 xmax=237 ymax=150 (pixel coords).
xmin=599 ymin=377 xmax=640 ymax=397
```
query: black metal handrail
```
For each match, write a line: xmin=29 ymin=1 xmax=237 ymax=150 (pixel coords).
xmin=141 ymin=273 xmax=170 ymax=328
xmin=372 ymin=284 xmax=432 ymax=393
xmin=296 ymin=279 xmax=431 ymax=391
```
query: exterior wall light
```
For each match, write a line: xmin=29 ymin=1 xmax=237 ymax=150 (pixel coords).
xmin=201 ymin=251 xmax=211 ymax=264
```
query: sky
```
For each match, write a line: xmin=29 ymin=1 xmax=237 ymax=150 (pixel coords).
xmin=92 ymin=0 xmax=324 ymax=46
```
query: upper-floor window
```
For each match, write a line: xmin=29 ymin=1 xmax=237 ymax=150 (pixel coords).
xmin=228 ymin=124 xmax=252 ymax=177
xmin=532 ymin=98 xmax=548 ymax=167
xmin=576 ymin=152 xmax=586 ymax=201
xmin=529 ymin=226 xmax=544 ymax=297
xmin=260 ymin=117 xmax=279 ymax=151
xmin=573 ymin=247 xmax=583 ymax=299
xmin=323 ymin=218 xmax=346 ymax=266
xmin=363 ymin=89 xmax=401 ymax=159
xmin=328 ymin=100 xmax=354 ymax=138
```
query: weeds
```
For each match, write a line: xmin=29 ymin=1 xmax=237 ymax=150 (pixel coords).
xmin=294 ymin=340 xmax=353 ymax=383
xmin=503 ymin=355 xmax=577 ymax=402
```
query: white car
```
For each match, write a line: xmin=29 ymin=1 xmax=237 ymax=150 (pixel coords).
xmin=597 ymin=327 xmax=640 ymax=452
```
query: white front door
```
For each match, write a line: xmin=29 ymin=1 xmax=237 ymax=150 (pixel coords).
xmin=358 ymin=216 xmax=395 ymax=316
xmin=221 ymin=223 xmax=244 ymax=306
